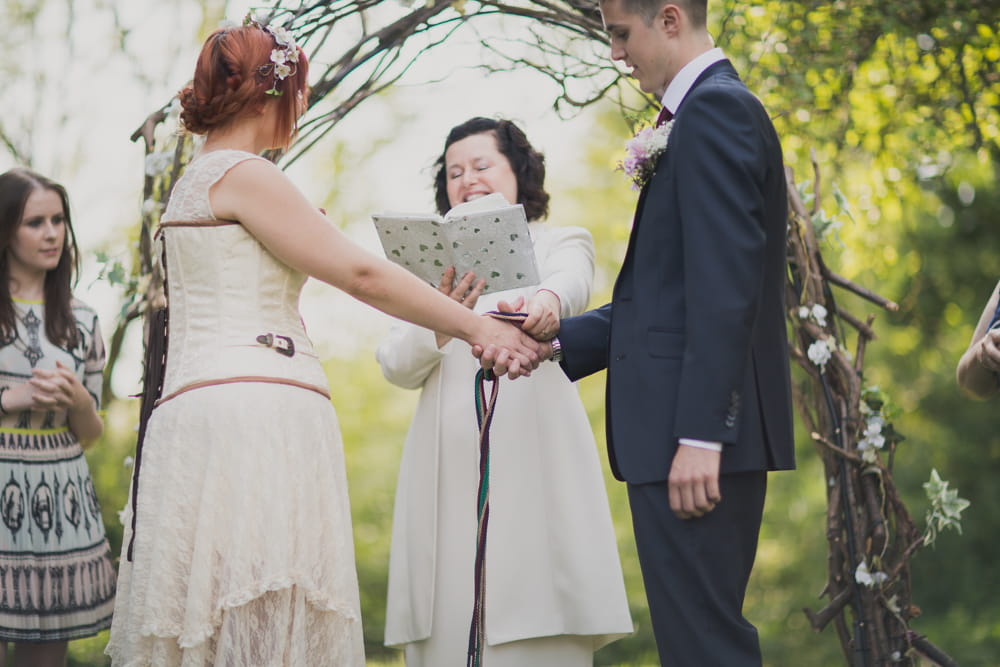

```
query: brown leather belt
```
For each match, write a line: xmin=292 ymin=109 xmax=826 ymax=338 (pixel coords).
xmin=155 ymin=376 xmax=330 ymax=407
xmin=154 ymin=218 xmax=240 ymax=238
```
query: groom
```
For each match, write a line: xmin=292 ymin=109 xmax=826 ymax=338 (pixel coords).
xmin=482 ymin=0 xmax=795 ymax=664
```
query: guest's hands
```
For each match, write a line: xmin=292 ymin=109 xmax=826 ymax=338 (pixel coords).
xmin=435 ymin=267 xmax=486 ymax=348
xmin=668 ymin=445 xmax=722 ymax=519
xmin=4 ymin=362 xmax=90 ymax=414
xmin=29 ymin=362 xmax=90 ymax=412
xmin=976 ymin=327 xmax=1000 ymax=373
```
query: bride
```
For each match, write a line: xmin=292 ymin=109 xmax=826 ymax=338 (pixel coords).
xmin=106 ymin=17 xmax=538 ymax=666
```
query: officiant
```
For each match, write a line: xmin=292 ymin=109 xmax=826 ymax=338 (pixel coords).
xmin=376 ymin=117 xmax=633 ymax=666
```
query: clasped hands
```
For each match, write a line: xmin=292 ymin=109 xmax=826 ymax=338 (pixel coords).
xmin=4 ymin=361 xmax=90 ymax=413
xmin=976 ymin=325 xmax=1000 ymax=374
xmin=435 ymin=267 xmax=559 ymax=379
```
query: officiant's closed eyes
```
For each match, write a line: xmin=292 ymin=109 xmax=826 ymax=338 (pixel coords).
xmin=377 ymin=116 xmax=632 ymax=666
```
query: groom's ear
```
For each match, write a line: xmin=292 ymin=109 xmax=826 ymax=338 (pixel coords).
xmin=658 ymin=3 xmax=682 ymax=36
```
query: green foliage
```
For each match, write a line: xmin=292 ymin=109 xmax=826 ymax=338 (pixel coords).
xmin=708 ymin=3 xmax=1000 ymax=660
xmin=68 ymin=0 xmax=1000 ymax=664
xmin=923 ymin=469 xmax=971 ymax=545
xmin=324 ymin=350 xmax=415 ymax=663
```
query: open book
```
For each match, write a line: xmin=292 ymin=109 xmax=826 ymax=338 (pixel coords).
xmin=372 ymin=193 xmax=539 ymax=294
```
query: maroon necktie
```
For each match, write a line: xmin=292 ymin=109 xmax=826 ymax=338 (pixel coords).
xmin=656 ymin=106 xmax=673 ymax=127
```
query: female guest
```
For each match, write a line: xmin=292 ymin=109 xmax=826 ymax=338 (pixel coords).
xmin=957 ymin=280 xmax=1000 ymax=399
xmin=378 ymin=117 xmax=632 ymax=666
xmin=106 ymin=22 xmax=537 ymax=667
xmin=0 ymin=168 xmax=115 ymax=666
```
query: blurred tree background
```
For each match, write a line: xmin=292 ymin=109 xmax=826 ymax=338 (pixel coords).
xmin=4 ymin=0 xmax=1000 ymax=664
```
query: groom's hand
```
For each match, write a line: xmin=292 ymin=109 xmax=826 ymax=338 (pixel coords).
xmin=515 ymin=290 xmax=560 ymax=341
xmin=668 ymin=445 xmax=722 ymax=519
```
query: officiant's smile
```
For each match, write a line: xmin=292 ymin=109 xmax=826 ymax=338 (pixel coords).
xmin=443 ymin=132 xmax=519 ymax=208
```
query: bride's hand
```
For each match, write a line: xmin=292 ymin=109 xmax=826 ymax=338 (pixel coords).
xmin=472 ymin=316 xmax=540 ymax=380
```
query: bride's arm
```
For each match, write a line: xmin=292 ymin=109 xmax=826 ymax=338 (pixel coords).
xmin=209 ymin=158 xmax=538 ymax=374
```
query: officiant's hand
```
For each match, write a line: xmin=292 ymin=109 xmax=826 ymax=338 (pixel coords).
xmin=439 ymin=266 xmax=486 ymax=309
xmin=668 ymin=445 xmax=722 ymax=519
xmin=435 ymin=267 xmax=486 ymax=348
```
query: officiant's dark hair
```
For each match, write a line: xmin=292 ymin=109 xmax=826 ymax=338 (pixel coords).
xmin=0 ymin=168 xmax=80 ymax=349
xmin=434 ymin=117 xmax=550 ymax=221
xmin=613 ymin=0 xmax=707 ymax=27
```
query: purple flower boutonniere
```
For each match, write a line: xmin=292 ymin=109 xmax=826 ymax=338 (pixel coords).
xmin=618 ymin=120 xmax=674 ymax=190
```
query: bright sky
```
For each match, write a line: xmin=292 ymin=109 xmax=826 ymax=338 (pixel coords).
xmin=3 ymin=0 xmax=619 ymax=396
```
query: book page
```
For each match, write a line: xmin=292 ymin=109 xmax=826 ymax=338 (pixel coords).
xmin=442 ymin=200 xmax=539 ymax=293
xmin=373 ymin=194 xmax=539 ymax=294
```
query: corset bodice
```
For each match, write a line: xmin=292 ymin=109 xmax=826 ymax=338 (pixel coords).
xmin=157 ymin=150 xmax=327 ymax=396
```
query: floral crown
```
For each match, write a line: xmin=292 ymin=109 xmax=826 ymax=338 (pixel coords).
xmin=243 ymin=12 xmax=300 ymax=97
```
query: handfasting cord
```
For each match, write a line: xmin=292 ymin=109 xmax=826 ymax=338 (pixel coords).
xmin=467 ymin=311 xmax=528 ymax=667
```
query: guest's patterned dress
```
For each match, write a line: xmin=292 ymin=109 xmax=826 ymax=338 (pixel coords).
xmin=0 ymin=297 xmax=115 ymax=641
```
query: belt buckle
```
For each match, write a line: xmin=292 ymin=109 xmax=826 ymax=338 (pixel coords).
xmin=256 ymin=333 xmax=296 ymax=357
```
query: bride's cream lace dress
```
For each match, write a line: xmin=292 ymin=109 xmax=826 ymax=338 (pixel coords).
xmin=106 ymin=150 xmax=365 ymax=666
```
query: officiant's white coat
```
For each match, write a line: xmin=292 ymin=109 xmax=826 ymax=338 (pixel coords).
xmin=378 ymin=223 xmax=632 ymax=653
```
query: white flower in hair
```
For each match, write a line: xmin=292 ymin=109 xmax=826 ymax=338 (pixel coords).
xmin=269 ymin=25 xmax=294 ymax=46
xmin=243 ymin=11 xmax=299 ymax=96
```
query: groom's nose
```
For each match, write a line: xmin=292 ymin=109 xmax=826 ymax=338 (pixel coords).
xmin=609 ymin=39 xmax=626 ymax=63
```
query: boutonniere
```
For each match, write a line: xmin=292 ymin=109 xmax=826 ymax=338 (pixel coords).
xmin=617 ymin=120 xmax=674 ymax=190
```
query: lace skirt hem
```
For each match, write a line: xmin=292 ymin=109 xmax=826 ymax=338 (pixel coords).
xmin=105 ymin=583 xmax=365 ymax=667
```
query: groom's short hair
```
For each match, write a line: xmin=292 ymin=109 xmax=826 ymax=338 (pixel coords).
xmin=613 ymin=0 xmax=707 ymax=28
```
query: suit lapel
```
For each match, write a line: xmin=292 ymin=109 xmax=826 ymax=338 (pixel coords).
xmin=623 ymin=60 xmax=740 ymax=241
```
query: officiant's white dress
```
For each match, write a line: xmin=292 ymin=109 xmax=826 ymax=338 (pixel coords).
xmin=106 ymin=149 xmax=365 ymax=666
xmin=378 ymin=222 xmax=633 ymax=666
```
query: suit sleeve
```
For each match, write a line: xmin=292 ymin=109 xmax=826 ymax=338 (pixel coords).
xmin=671 ymin=86 xmax=771 ymax=444
xmin=557 ymin=303 xmax=612 ymax=382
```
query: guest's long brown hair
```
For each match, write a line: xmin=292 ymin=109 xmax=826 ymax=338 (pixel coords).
xmin=0 ymin=168 xmax=80 ymax=349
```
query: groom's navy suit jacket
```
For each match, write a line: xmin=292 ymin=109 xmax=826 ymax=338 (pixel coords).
xmin=559 ymin=61 xmax=795 ymax=483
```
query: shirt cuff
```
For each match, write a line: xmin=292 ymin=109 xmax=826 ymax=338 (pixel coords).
xmin=678 ymin=438 xmax=723 ymax=452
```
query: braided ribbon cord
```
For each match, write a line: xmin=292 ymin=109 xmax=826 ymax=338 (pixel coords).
xmin=467 ymin=311 xmax=528 ymax=667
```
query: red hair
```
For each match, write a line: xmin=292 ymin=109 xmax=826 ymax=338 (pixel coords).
xmin=179 ymin=25 xmax=309 ymax=149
